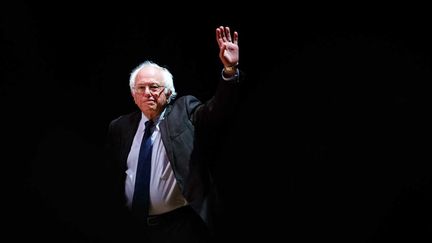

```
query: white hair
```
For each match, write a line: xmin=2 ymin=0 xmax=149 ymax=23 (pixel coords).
xmin=129 ymin=60 xmax=177 ymax=103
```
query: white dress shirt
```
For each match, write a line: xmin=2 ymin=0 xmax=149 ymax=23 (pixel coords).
xmin=125 ymin=113 xmax=187 ymax=215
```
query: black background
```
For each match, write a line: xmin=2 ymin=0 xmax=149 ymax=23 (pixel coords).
xmin=2 ymin=2 xmax=431 ymax=242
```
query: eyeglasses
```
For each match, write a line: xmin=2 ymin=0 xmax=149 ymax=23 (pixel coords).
xmin=133 ymin=84 xmax=165 ymax=95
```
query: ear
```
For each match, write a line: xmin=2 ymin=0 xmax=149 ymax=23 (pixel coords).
xmin=165 ymin=90 xmax=173 ymax=103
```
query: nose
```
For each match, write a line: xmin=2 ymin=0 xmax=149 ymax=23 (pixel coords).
xmin=143 ymin=87 xmax=153 ymax=96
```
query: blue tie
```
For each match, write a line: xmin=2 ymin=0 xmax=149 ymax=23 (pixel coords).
xmin=132 ymin=120 xmax=154 ymax=220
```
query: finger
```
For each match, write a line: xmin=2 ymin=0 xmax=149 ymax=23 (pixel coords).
xmin=216 ymin=28 xmax=223 ymax=47
xmin=233 ymin=31 xmax=238 ymax=45
xmin=219 ymin=26 xmax=228 ymax=42
xmin=225 ymin=27 xmax=232 ymax=42
xmin=216 ymin=28 xmax=220 ymax=45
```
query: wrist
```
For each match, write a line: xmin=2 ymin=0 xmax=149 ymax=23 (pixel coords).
xmin=223 ymin=63 xmax=239 ymax=76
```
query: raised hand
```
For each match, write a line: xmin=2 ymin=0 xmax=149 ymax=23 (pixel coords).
xmin=216 ymin=26 xmax=239 ymax=68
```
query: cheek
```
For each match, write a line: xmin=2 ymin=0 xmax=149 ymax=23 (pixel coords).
xmin=157 ymin=95 xmax=168 ymax=105
xmin=132 ymin=94 xmax=139 ymax=104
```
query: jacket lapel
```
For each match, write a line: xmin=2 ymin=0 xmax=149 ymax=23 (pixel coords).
xmin=159 ymin=104 xmax=173 ymax=163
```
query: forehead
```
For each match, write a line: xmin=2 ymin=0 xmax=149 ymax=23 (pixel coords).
xmin=135 ymin=66 xmax=163 ymax=84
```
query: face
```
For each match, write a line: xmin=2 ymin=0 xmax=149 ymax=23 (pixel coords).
xmin=132 ymin=66 xmax=171 ymax=120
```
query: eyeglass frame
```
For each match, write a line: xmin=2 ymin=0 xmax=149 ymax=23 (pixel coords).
xmin=133 ymin=84 xmax=166 ymax=95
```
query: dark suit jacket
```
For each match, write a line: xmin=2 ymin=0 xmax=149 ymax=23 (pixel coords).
xmin=105 ymin=75 xmax=241 ymax=230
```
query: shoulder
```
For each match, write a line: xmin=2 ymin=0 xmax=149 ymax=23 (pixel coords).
xmin=109 ymin=111 xmax=141 ymax=128
xmin=171 ymin=95 xmax=201 ymax=110
xmin=165 ymin=95 xmax=202 ymax=120
xmin=174 ymin=95 xmax=200 ymax=103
